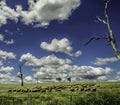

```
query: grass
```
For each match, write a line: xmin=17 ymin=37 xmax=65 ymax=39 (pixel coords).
xmin=0 ymin=82 xmax=120 ymax=105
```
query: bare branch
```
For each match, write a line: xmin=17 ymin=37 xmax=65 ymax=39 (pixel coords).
xmin=104 ymin=0 xmax=120 ymax=60
xmin=86 ymin=0 xmax=120 ymax=60
xmin=84 ymin=36 xmax=108 ymax=45
xmin=104 ymin=0 xmax=110 ymax=4
xmin=96 ymin=16 xmax=107 ymax=24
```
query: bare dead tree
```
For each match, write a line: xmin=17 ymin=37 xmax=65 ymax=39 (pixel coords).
xmin=18 ymin=63 xmax=24 ymax=86
xmin=67 ymin=77 xmax=71 ymax=82
xmin=85 ymin=0 xmax=120 ymax=60
xmin=35 ymin=77 xmax=39 ymax=84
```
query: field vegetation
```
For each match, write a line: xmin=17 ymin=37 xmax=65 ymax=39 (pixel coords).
xmin=0 ymin=82 xmax=120 ymax=105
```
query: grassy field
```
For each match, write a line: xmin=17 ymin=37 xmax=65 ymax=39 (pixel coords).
xmin=0 ymin=82 xmax=120 ymax=105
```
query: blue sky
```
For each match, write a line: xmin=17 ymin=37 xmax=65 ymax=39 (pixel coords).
xmin=0 ymin=0 xmax=120 ymax=83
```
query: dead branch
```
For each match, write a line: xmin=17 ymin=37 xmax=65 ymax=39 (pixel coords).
xmin=85 ymin=0 xmax=120 ymax=60
xmin=96 ymin=16 xmax=107 ymax=24
xmin=84 ymin=36 xmax=108 ymax=45
xmin=104 ymin=0 xmax=120 ymax=60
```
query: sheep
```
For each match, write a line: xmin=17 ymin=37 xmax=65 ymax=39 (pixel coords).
xmin=70 ymin=88 xmax=75 ymax=92
xmin=48 ymin=88 xmax=52 ymax=92
xmin=31 ymin=89 xmax=40 ymax=92
xmin=40 ymin=89 xmax=46 ymax=93
xmin=16 ymin=89 xmax=22 ymax=92
xmin=8 ymin=89 xmax=12 ymax=92
xmin=80 ymin=88 xmax=84 ymax=91
xmin=12 ymin=89 xmax=17 ymax=92
xmin=76 ymin=88 xmax=79 ymax=91
xmin=55 ymin=89 xmax=61 ymax=92
xmin=87 ymin=88 xmax=91 ymax=91
xmin=91 ymin=88 xmax=96 ymax=92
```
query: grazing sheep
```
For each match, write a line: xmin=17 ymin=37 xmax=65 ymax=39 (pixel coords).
xmin=76 ymin=88 xmax=79 ymax=91
xmin=40 ymin=89 xmax=46 ymax=93
xmin=12 ymin=89 xmax=17 ymax=92
xmin=91 ymin=88 xmax=96 ymax=92
xmin=82 ymin=84 xmax=87 ymax=88
xmin=31 ymin=89 xmax=40 ymax=92
xmin=48 ymin=88 xmax=52 ymax=92
xmin=35 ymin=86 xmax=42 ymax=89
xmin=8 ymin=89 xmax=12 ymax=92
xmin=70 ymin=88 xmax=75 ymax=92
xmin=55 ymin=89 xmax=61 ymax=92
xmin=23 ymin=89 xmax=29 ymax=93
xmin=84 ymin=88 xmax=88 ymax=91
xmin=80 ymin=88 xmax=84 ymax=91
xmin=87 ymin=88 xmax=91 ymax=91
xmin=16 ymin=89 xmax=22 ymax=92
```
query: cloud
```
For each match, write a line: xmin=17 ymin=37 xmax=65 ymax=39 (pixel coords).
xmin=20 ymin=53 xmax=71 ymax=67
xmin=117 ymin=72 xmax=120 ymax=75
xmin=40 ymin=38 xmax=82 ymax=56
xmin=24 ymin=76 xmax=36 ymax=83
xmin=68 ymin=65 xmax=112 ymax=81
xmin=33 ymin=66 xmax=68 ymax=82
xmin=33 ymin=64 xmax=112 ymax=82
xmin=116 ymin=72 xmax=120 ymax=81
xmin=0 ymin=34 xmax=14 ymax=45
xmin=92 ymin=57 xmax=118 ymax=66
xmin=4 ymin=39 xmax=14 ymax=45
xmin=0 ymin=66 xmax=14 ymax=73
xmin=0 ymin=73 xmax=35 ymax=84
xmin=0 ymin=1 xmax=19 ymax=26
xmin=0 ymin=50 xmax=16 ymax=60
xmin=75 ymin=50 xmax=82 ymax=57
xmin=20 ymin=53 xmax=42 ymax=66
xmin=0 ymin=73 xmax=20 ymax=84
xmin=20 ymin=52 xmax=112 ymax=82
xmin=0 ymin=34 xmax=4 ymax=41
xmin=17 ymin=0 xmax=81 ymax=27
xmin=0 ymin=0 xmax=81 ymax=27
xmin=0 ymin=60 xmax=3 ymax=67
xmin=0 ymin=50 xmax=16 ymax=74
xmin=25 ymin=76 xmax=33 ymax=81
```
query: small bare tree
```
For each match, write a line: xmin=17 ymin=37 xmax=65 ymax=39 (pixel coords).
xmin=18 ymin=64 xmax=24 ymax=86
xmin=85 ymin=0 xmax=120 ymax=60
xmin=35 ymin=77 xmax=39 ymax=84
xmin=67 ymin=77 xmax=71 ymax=82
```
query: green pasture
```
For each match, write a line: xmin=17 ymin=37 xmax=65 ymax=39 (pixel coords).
xmin=0 ymin=82 xmax=120 ymax=105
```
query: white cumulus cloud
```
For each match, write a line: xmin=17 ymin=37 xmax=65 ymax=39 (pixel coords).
xmin=17 ymin=0 xmax=81 ymax=27
xmin=0 ymin=50 xmax=16 ymax=60
xmin=116 ymin=72 xmax=120 ymax=81
xmin=20 ymin=53 xmax=71 ymax=67
xmin=0 ymin=73 xmax=20 ymax=84
xmin=4 ymin=39 xmax=14 ymax=45
xmin=75 ymin=50 xmax=82 ymax=57
xmin=72 ymin=65 xmax=112 ymax=81
xmin=0 ymin=1 xmax=19 ymax=26
xmin=0 ymin=66 xmax=14 ymax=73
xmin=40 ymin=38 xmax=82 ymax=56
xmin=20 ymin=52 xmax=113 ymax=82
xmin=0 ymin=34 xmax=4 ymax=41
xmin=0 ymin=50 xmax=16 ymax=74
xmin=24 ymin=76 xmax=36 ymax=83
xmin=0 ymin=34 xmax=14 ymax=45
xmin=0 ymin=0 xmax=81 ymax=27
xmin=33 ymin=65 xmax=112 ymax=82
xmin=93 ymin=57 xmax=118 ymax=66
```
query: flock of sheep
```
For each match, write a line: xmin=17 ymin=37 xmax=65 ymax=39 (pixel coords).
xmin=8 ymin=83 xmax=99 ymax=93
